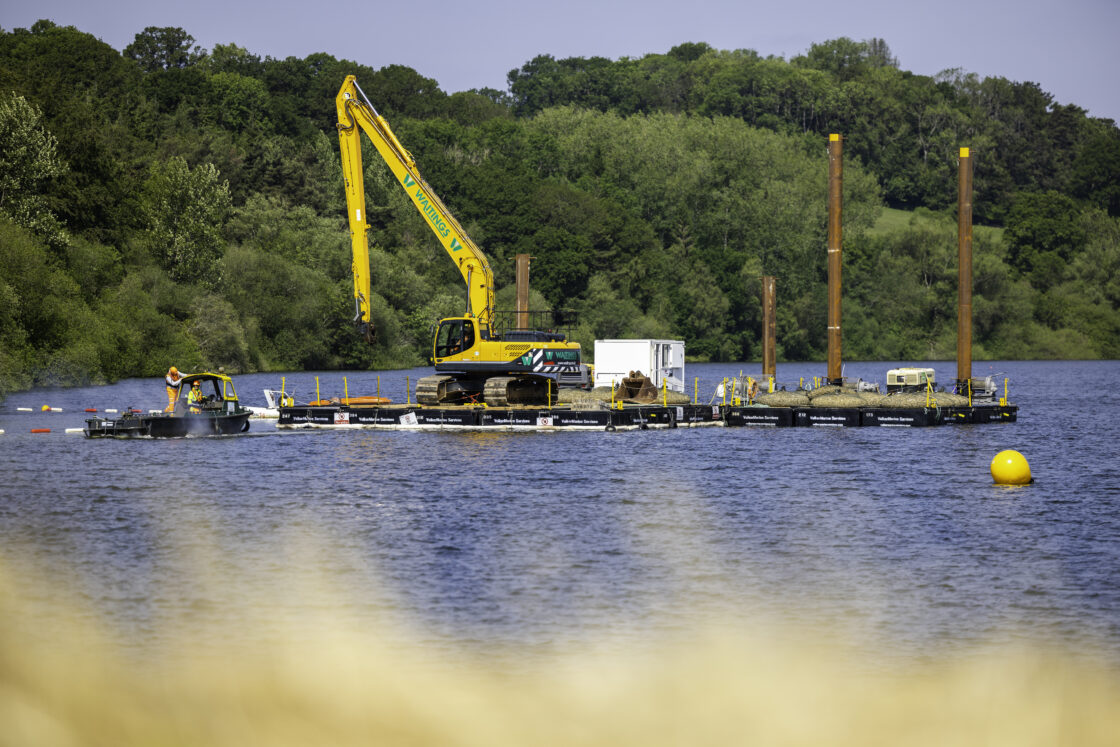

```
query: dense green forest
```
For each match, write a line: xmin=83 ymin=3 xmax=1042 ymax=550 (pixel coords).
xmin=1 ymin=22 xmax=1118 ymax=398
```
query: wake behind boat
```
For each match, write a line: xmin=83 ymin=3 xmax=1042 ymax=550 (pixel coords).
xmin=85 ymin=372 xmax=251 ymax=438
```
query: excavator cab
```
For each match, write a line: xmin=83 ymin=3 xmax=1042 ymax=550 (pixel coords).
xmin=434 ymin=318 xmax=476 ymax=360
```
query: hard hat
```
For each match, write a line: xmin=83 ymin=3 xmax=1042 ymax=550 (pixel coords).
xmin=192 ymin=380 xmax=200 ymax=386
xmin=170 ymin=366 xmax=178 ymax=374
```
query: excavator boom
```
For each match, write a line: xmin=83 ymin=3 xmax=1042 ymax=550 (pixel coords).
xmin=334 ymin=76 xmax=586 ymax=405
xmin=335 ymin=75 xmax=495 ymax=335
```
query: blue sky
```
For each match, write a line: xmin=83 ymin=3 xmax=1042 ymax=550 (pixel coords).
xmin=4 ymin=0 xmax=1118 ymax=122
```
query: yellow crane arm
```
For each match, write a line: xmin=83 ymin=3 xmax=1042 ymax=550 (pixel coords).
xmin=335 ymin=75 xmax=495 ymax=336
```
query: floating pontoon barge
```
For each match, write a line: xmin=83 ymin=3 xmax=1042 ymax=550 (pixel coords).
xmin=277 ymin=401 xmax=1016 ymax=431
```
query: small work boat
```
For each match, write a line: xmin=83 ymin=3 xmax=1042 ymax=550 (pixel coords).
xmin=85 ymin=372 xmax=251 ymax=438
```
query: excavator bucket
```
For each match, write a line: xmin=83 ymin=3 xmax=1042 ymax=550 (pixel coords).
xmin=615 ymin=371 xmax=659 ymax=403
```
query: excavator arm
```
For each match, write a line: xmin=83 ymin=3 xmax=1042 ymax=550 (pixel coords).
xmin=335 ymin=75 xmax=495 ymax=339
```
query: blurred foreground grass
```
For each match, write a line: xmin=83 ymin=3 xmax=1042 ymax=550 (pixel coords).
xmin=2 ymin=564 xmax=1118 ymax=746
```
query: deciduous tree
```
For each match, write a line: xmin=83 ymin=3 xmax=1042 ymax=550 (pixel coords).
xmin=141 ymin=156 xmax=231 ymax=286
xmin=124 ymin=26 xmax=205 ymax=72
xmin=0 ymin=93 xmax=68 ymax=245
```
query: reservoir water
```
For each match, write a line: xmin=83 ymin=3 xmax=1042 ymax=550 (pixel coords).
xmin=2 ymin=360 xmax=1118 ymax=665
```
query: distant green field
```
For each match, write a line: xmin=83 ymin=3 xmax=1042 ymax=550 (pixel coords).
xmin=868 ymin=206 xmax=917 ymax=235
xmin=868 ymin=207 xmax=1004 ymax=244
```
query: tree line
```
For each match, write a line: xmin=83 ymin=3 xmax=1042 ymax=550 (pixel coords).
xmin=1 ymin=21 xmax=1118 ymax=399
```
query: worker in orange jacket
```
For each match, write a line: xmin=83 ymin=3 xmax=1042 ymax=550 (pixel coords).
xmin=164 ymin=366 xmax=182 ymax=411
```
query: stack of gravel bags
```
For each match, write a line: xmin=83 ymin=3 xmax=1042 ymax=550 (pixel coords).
xmin=880 ymin=391 xmax=970 ymax=408
xmin=746 ymin=380 xmax=971 ymax=409
xmin=753 ymin=390 xmax=811 ymax=407
xmin=556 ymin=387 xmax=611 ymax=407
xmin=809 ymin=392 xmax=867 ymax=408
xmin=556 ymin=386 xmax=691 ymax=406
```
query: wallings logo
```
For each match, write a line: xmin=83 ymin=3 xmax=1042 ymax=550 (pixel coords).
xmin=400 ymin=174 xmax=452 ymax=239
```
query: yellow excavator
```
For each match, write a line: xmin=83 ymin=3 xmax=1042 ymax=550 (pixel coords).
xmin=335 ymin=75 xmax=587 ymax=406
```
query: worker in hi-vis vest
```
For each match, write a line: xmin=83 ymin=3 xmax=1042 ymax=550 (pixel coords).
xmin=187 ymin=380 xmax=204 ymax=413
xmin=164 ymin=366 xmax=182 ymax=412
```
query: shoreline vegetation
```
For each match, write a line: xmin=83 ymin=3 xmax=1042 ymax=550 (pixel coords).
xmin=2 ymin=23 xmax=1118 ymax=402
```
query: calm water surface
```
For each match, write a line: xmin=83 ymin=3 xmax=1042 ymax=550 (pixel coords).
xmin=2 ymin=360 xmax=1118 ymax=662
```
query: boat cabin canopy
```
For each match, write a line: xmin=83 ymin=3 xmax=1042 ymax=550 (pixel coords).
xmin=173 ymin=372 xmax=240 ymax=411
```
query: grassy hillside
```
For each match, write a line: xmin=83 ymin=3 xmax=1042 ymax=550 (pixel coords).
xmin=868 ymin=207 xmax=1005 ymax=245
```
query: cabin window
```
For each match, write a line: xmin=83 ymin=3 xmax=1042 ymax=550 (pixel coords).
xmin=435 ymin=320 xmax=475 ymax=358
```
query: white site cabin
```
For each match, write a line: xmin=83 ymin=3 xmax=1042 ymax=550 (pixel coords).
xmin=593 ymin=339 xmax=685 ymax=393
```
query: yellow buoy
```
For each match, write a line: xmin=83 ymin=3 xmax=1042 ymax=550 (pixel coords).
xmin=991 ymin=450 xmax=1032 ymax=485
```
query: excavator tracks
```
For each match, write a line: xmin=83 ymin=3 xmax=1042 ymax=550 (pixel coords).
xmin=415 ymin=375 xmax=456 ymax=406
xmin=482 ymin=377 xmax=514 ymax=407
xmin=482 ymin=376 xmax=556 ymax=407
xmin=416 ymin=374 xmax=557 ymax=407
